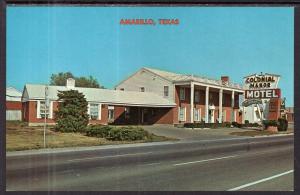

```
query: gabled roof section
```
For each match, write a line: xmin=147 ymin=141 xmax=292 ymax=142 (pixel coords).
xmin=24 ymin=84 xmax=176 ymax=107
xmin=6 ymin=87 xmax=22 ymax=101
xmin=114 ymin=67 xmax=173 ymax=89
xmin=143 ymin=67 xmax=182 ymax=80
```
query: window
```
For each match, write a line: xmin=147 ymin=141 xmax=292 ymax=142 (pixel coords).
xmin=178 ymin=107 xmax=186 ymax=121
xmin=120 ymin=88 xmax=124 ymax=91
xmin=140 ymin=87 xmax=145 ymax=92
xmin=125 ymin=107 xmax=130 ymax=119
xmin=38 ymin=101 xmax=49 ymax=119
xmin=89 ymin=104 xmax=100 ymax=120
xmin=194 ymin=108 xmax=201 ymax=121
xmin=108 ymin=106 xmax=114 ymax=120
xmin=179 ymin=88 xmax=185 ymax=100
xmin=164 ymin=86 xmax=169 ymax=97
xmin=195 ymin=91 xmax=200 ymax=103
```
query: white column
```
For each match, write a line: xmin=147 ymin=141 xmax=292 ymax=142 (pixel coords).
xmin=190 ymin=82 xmax=194 ymax=123
xmin=252 ymin=104 xmax=255 ymax=123
xmin=205 ymin=86 xmax=209 ymax=123
xmin=219 ymin=89 xmax=223 ymax=123
xmin=231 ymin=90 xmax=235 ymax=122
xmin=242 ymin=92 xmax=245 ymax=124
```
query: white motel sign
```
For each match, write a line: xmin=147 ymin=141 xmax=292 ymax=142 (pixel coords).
xmin=244 ymin=73 xmax=281 ymax=100
xmin=244 ymin=73 xmax=280 ymax=89
xmin=245 ymin=89 xmax=281 ymax=99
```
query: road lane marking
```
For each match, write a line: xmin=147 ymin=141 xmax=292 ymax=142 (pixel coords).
xmin=228 ymin=169 xmax=294 ymax=191
xmin=68 ymin=152 xmax=153 ymax=162
xmin=173 ymin=155 xmax=238 ymax=166
xmin=139 ymin=162 xmax=161 ymax=166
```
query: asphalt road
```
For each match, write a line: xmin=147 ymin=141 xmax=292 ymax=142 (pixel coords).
xmin=6 ymin=135 xmax=294 ymax=191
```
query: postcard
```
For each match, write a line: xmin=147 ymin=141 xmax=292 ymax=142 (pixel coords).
xmin=5 ymin=4 xmax=294 ymax=191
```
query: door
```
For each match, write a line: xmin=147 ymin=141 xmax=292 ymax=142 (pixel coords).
xmin=208 ymin=109 xmax=215 ymax=123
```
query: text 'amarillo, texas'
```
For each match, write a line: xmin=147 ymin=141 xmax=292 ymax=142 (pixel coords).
xmin=120 ymin=19 xmax=179 ymax=25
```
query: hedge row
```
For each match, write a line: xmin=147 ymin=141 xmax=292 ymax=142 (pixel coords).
xmin=232 ymin=122 xmax=260 ymax=128
xmin=184 ymin=122 xmax=261 ymax=129
xmin=184 ymin=122 xmax=231 ymax=129
xmin=86 ymin=125 xmax=151 ymax=141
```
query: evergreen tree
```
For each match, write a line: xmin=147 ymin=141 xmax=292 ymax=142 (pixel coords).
xmin=55 ymin=90 xmax=89 ymax=132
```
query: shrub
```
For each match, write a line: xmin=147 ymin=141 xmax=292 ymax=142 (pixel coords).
xmin=278 ymin=118 xmax=288 ymax=131
xmin=232 ymin=122 xmax=242 ymax=128
xmin=242 ymin=122 xmax=261 ymax=128
xmin=55 ymin=90 xmax=89 ymax=133
xmin=108 ymin=126 xmax=149 ymax=141
xmin=262 ymin=120 xmax=278 ymax=130
xmin=252 ymin=123 xmax=260 ymax=127
xmin=222 ymin=122 xmax=232 ymax=128
xmin=86 ymin=125 xmax=111 ymax=137
xmin=86 ymin=125 xmax=150 ymax=141
xmin=244 ymin=120 xmax=249 ymax=125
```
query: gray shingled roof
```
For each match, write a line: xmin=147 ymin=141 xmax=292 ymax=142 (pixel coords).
xmin=144 ymin=67 xmax=243 ymax=90
xmin=23 ymin=84 xmax=176 ymax=107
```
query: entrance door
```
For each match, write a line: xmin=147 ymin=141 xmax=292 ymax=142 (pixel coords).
xmin=208 ymin=109 xmax=215 ymax=123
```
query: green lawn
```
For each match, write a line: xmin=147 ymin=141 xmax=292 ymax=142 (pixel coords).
xmin=6 ymin=121 xmax=174 ymax=151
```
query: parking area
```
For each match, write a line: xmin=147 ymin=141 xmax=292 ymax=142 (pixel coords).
xmin=143 ymin=125 xmax=253 ymax=141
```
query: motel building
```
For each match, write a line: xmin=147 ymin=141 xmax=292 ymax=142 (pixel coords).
xmin=21 ymin=67 xmax=244 ymax=126
xmin=6 ymin=87 xmax=23 ymax=121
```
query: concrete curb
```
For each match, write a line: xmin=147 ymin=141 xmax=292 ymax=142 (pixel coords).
xmin=6 ymin=140 xmax=180 ymax=157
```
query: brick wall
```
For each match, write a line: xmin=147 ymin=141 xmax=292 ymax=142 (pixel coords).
xmin=6 ymin=101 xmax=22 ymax=110
xmin=24 ymin=100 xmax=109 ymax=125
xmin=268 ymin=98 xmax=281 ymax=120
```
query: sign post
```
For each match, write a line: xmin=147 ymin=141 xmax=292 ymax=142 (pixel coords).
xmin=44 ymin=86 xmax=49 ymax=148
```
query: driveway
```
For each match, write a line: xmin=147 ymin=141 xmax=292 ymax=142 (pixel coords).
xmin=143 ymin=125 xmax=250 ymax=141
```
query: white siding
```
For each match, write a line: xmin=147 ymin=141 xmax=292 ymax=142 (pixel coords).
xmin=115 ymin=69 xmax=175 ymax=102
xmin=6 ymin=110 xmax=22 ymax=121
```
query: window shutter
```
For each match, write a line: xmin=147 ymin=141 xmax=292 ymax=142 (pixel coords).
xmin=98 ymin=104 xmax=102 ymax=120
xmin=87 ymin=103 xmax=90 ymax=119
xmin=49 ymin=101 xmax=53 ymax=119
xmin=36 ymin=101 xmax=41 ymax=119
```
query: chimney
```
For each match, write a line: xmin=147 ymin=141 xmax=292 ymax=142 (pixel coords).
xmin=221 ymin=76 xmax=229 ymax=85
xmin=66 ymin=78 xmax=75 ymax=89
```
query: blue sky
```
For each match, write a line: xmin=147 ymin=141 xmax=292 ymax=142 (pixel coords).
xmin=7 ymin=7 xmax=294 ymax=106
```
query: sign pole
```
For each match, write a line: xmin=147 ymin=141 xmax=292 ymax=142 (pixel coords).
xmin=44 ymin=86 xmax=49 ymax=148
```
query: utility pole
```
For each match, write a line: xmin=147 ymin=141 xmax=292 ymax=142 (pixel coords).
xmin=44 ymin=85 xmax=49 ymax=148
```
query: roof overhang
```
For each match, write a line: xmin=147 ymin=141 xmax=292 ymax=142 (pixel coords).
xmin=173 ymin=80 xmax=244 ymax=93
xmin=23 ymin=98 xmax=176 ymax=108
